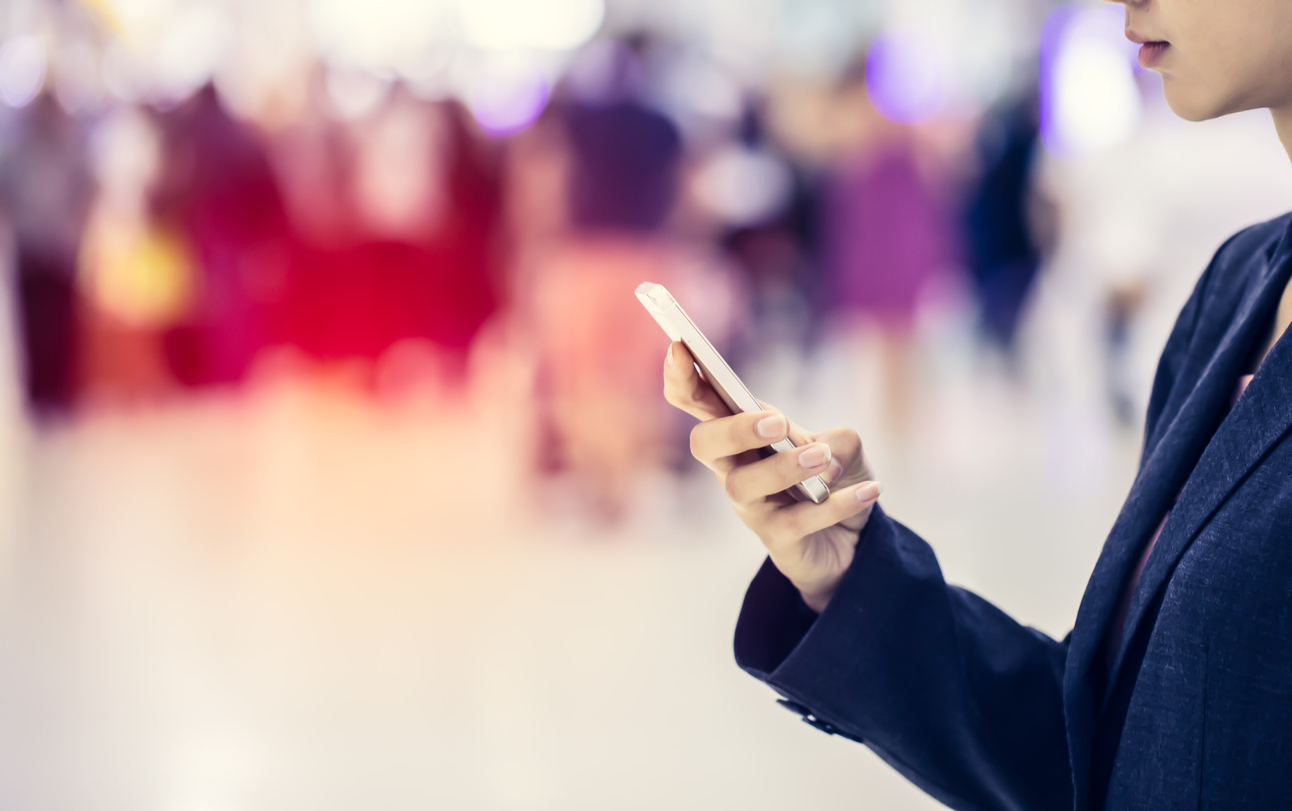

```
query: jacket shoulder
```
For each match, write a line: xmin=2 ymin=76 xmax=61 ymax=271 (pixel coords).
xmin=1142 ymin=212 xmax=1292 ymax=443
xmin=1214 ymin=212 xmax=1292 ymax=272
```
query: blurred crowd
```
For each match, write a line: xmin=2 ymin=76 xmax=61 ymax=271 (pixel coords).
xmin=3 ymin=0 xmax=1292 ymax=520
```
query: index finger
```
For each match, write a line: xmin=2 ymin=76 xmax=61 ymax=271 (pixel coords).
xmin=663 ymin=342 xmax=731 ymax=422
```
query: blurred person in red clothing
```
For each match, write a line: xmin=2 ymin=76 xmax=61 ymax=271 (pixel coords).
xmin=152 ymin=84 xmax=292 ymax=389
xmin=268 ymin=78 xmax=501 ymax=391
xmin=78 ymin=106 xmax=194 ymax=406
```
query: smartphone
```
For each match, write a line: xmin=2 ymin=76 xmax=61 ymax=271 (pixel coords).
xmin=636 ymin=282 xmax=830 ymax=505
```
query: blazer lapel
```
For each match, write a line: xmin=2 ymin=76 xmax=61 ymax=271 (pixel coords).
xmin=1107 ymin=263 xmax=1292 ymax=690
xmin=1062 ymin=227 xmax=1292 ymax=809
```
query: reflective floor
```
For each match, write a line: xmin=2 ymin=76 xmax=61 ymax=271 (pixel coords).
xmin=0 ymin=325 xmax=1141 ymax=811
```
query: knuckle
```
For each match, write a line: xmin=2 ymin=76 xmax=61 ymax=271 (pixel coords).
xmin=733 ymin=415 xmax=755 ymax=447
xmin=723 ymin=470 xmax=745 ymax=503
xmin=826 ymin=426 xmax=861 ymax=455
xmin=823 ymin=428 xmax=862 ymax=469
xmin=662 ymin=378 xmax=682 ymax=406
xmin=851 ymin=436 xmax=864 ymax=460
xmin=781 ymin=446 xmax=806 ymax=477
xmin=767 ymin=522 xmax=798 ymax=551
xmin=778 ymin=511 xmax=806 ymax=541
xmin=689 ymin=424 xmax=705 ymax=459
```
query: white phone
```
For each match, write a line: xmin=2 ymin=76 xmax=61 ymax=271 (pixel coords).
xmin=636 ymin=282 xmax=830 ymax=505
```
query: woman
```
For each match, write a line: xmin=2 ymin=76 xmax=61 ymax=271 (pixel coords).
xmin=663 ymin=1 xmax=1292 ymax=807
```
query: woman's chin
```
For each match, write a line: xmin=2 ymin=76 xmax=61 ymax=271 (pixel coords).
xmin=1161 ymin=78 xmax=1246 ymax=122
xmin=1162 ymin=90 xmax=1218 ymax=122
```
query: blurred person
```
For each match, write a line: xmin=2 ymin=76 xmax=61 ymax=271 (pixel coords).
xmin=562 ymin=38 xmax=681 ymax=233
xmin=1104 ymin=281 xmax=1148 ymax=426
xmin=963 ymin=89 xmax=1052 ymax=360
xmin=270 ymin=83 xmax=500 ymax=387
xmin=0 ymin=92 xmax=94 ymax=415
xmin=418 ymin=99 xmax=504 ymax=369
xmin=525 ymin=38 xmax=741 ymax=521
xmin=819 ymin=69 xmax=955 ymax=439
xmin=78 ymin=107 xmax=193 ymax=406
xmin=692 ymin=99 xmax=824 ymax=362
xmin=658 ymin=1 xmax=1292 ymax=807
xmin=152 ymin=84 xmax=292 ymax=388
xmin=0 ymin=217 xmax=20 ymax=560
xmin=264 ymin=65 xmax=356 ymax=253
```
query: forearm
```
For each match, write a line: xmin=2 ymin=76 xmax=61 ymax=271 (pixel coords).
xmin=735 ymin=506 xmax=1073 ymax=811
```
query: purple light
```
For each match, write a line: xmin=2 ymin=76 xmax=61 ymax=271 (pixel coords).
xmin=1037 ymin=5 xmax=1079 ymax=154
xmin=471 ymin=66 xmax=548 ymax=137
xmin=865 ymin=32 xmax=944 ymax=124
xmin=1039 ymin=5 xmax=1142 ymax=156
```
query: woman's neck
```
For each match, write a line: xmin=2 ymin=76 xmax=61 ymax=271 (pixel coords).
xmin=1273 ymin=106 xmax=1292 ymax=167
xmin=1260 ymin=106 xmax=1292 ymax=367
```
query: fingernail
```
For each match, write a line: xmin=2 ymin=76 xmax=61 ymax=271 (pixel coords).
xmin=799 ymin=444 xmax=830 ymax=470
xmin=756 ymin=414 xmax=786 ymax=439
xmin=856 ymin=481 xmax=883 ymax=502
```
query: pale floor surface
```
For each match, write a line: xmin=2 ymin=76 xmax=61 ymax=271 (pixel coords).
xmin=0 ymin=335 xmax=1142 ymax=811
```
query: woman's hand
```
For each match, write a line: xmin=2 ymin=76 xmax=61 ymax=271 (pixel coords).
xmin=662 ymin=342 xmax=882 ymax=613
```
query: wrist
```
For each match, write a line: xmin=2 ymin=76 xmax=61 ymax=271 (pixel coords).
xmin=798 ymin=583 xmax=838 ymax=614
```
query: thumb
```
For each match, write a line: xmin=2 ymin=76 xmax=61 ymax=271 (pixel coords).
xmin=814 ymin=426 xmax=869 ymax=489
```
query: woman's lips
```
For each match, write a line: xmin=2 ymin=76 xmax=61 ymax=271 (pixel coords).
xmin=1138 ymin=41 xmax=1169 ymax=68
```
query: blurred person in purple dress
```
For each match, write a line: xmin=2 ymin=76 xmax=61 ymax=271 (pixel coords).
xmin=0 ymin=92 xmax=94 ymax=416
xmin=820 ymin=71 xmax=954 ymax=437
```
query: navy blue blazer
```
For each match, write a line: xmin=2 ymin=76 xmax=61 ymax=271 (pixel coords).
xmin=735 ymin=212 xmax=1292 ymax=810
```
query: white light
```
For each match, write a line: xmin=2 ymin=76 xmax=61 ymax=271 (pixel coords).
xmin=153 ymin=3 xmax=233 ymax=103
xmin=325 ymin=67 xmax=392 ymax=120
xmin=471 ymin=58 xmax=548 ymax=136
xmin=867 ymin=31 xmax=946 ymax=124
xmin=458 ymin=0 xmax=604 ymax=51
xmin=102 ymin=0 xmax=178 ymax=39
xmin=0 ymin=36 xmax=47 ymax=109
xmin=655 ymin=56 xmax=742 ymax=123
xmin=311 ymin=0 xmax=449 ymax=72
xmin=102 ymin=41 xmax=142 ymax=103
xmin=54 ymin=40 xmax=102 ymax=114
xmin=1049 ymin=9 xmax=1140 ymax=155
xmin=692 ymin=145 xmax=794 ymax=228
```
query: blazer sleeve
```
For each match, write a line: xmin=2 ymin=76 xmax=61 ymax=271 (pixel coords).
xmin=735 ymin=505 xmax=1072 ymax=811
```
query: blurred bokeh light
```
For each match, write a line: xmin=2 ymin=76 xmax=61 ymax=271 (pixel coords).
xmin=0 ymin=35 xmax=46 ymax=108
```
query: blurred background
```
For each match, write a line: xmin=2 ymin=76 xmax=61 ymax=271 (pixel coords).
xmin=0 ymin=0 xmax=1291 ymax=808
